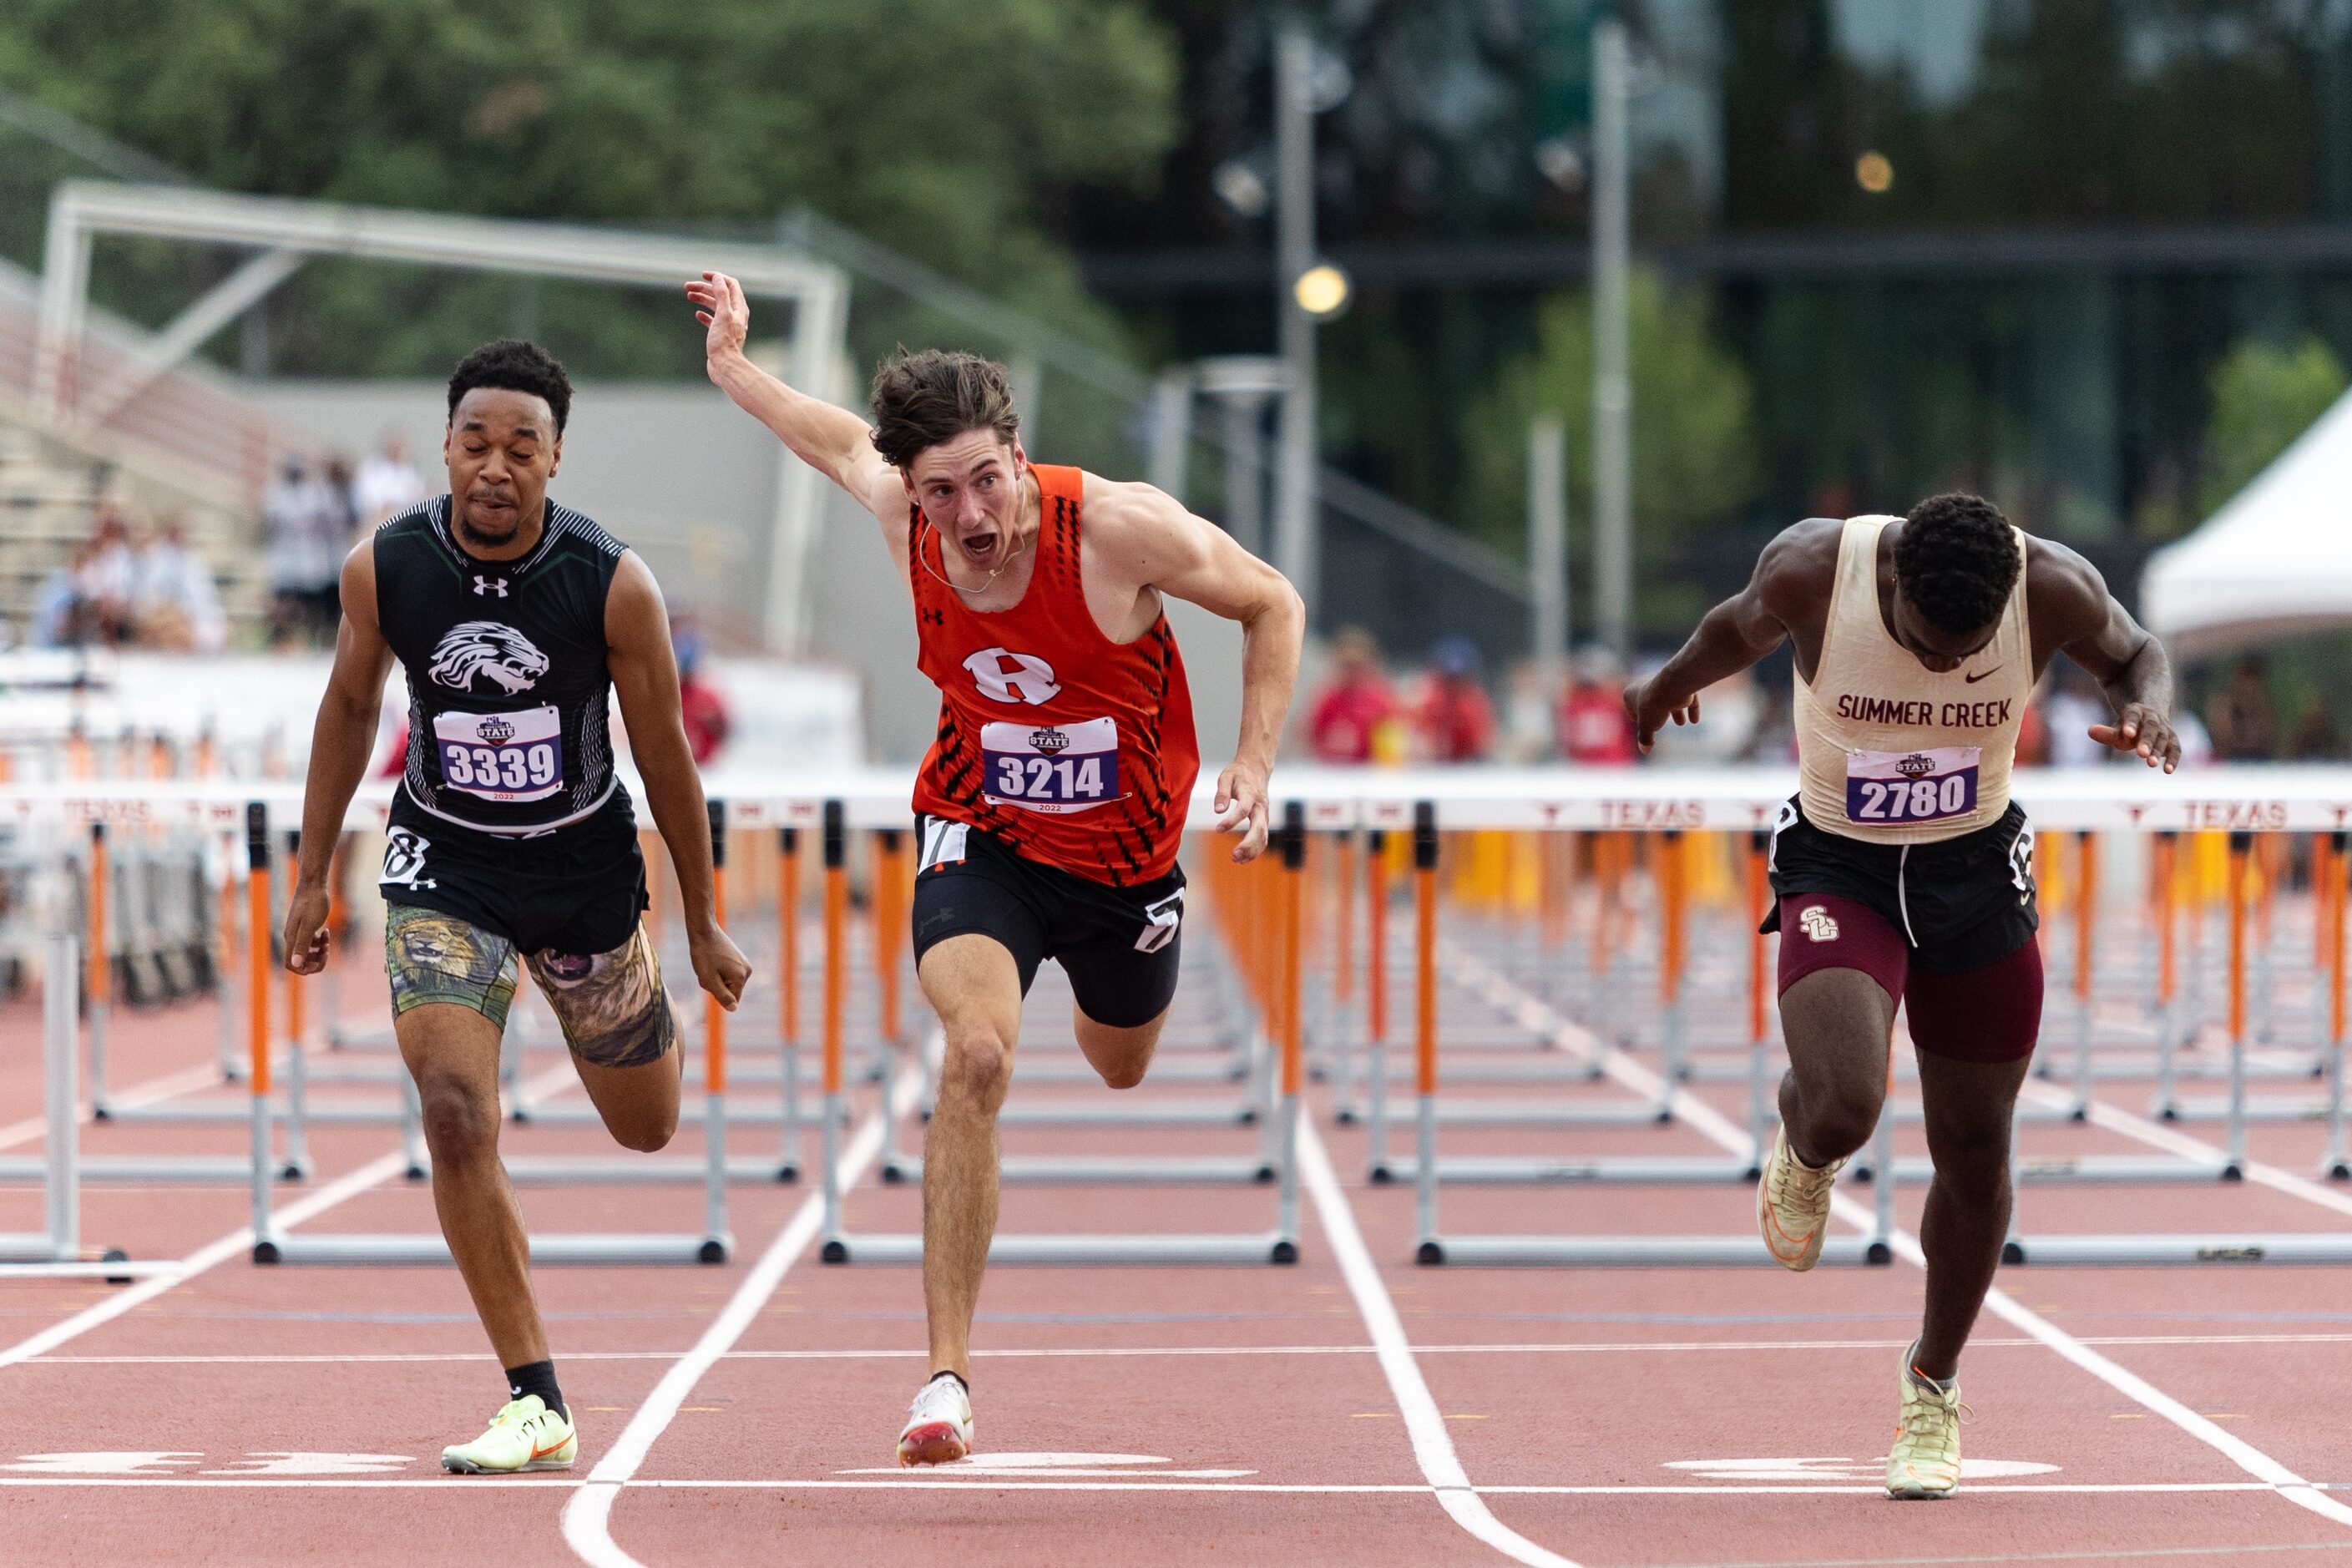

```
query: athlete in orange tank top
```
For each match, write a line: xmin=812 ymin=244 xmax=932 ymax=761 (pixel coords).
xmin=908 ymin=463 xmax=1199 ymax=885
xmin=690 ymin=270 xmax=1305 ymax=1469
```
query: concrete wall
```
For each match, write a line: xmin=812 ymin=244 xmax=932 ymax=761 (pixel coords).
xmin=253 ymin=379 xmax=1247 ymax=767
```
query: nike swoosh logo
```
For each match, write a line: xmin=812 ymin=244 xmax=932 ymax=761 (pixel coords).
xmin=1963 ymin=666 xmax=2002 ymax=684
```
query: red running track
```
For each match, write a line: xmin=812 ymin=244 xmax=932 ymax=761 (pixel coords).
xmin=3 ymin=929 xmax=2352 ymax=1568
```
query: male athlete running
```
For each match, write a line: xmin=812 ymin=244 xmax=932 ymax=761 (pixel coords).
xmin=285 ymin=340 xmax=751 ymax=1474
xmin=1626 ymin=494 xmax=2178 ymax=1499
xmin=687 ymin=271 xmax=1304 ymax=1465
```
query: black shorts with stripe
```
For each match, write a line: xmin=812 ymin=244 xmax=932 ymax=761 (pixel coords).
xmin=910 ymin=814 xmax=1186 ymax=1029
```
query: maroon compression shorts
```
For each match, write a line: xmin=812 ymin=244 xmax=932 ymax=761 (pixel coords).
xmin=1775 ymin=893 xmax=2042 ymax=1064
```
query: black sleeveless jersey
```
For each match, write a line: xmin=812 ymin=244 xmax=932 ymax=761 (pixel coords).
xmin=375 ymin=495 xmax=630 ymax=837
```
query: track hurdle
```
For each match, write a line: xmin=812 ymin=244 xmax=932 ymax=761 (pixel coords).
xmin=255 ymin=800 xmax=734 ymax=1266
xmin=0 ymin=930 xmax=176 ymax=1280
xmin=822 ymin=800 xmax=1302 ymax=1267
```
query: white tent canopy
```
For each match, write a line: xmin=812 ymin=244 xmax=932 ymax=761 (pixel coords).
xmin=2141 ymin=386 xmax=2352 ymax=656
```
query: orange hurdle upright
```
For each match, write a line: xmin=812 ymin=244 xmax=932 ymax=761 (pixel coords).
xmin=2325 ymin=832 xmax=2351 ymax=1179
xmin=83 ymin=823 xmax=113 ymax=1118
xmin=818 ymin=801 xmax=852 ymax=1257
xmin=700 ymin=800 xmax=734 ymax=1257
xmin=1411 ymin=801 xmax=1442 ymax=1258
xmin=246 ymin=805 xmax=279 ymax=1256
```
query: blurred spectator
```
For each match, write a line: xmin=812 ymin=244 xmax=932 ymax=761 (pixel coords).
xmin=1414 ymin=635 xmax=1496 ymax=762
xmin=1500 ymin=659 xmax=1560 ymax=763
xmin=29 ymin=540 xmax=100 ymax=647
xmin=323 ymin=453 xmax=362 ymax=545
xmin=1308 ymin=626 xmax=1405 ymax=764
xmin=2046 ymin=663 xmax=2110 ymax=767
xmin=266 ymin=455 xmax=345 ymax=646
xmin=353 ymin=431 xmax=427 ymax=529
xmin=2174 ymin=708 xmax=2216 ymax=768
xmin=131 ymin=517 xmax=228 ymax=654
xmin=1558 ymin=646 xmax=1636 ymax=766
xmin=674 ymin=622 xmax=731 ymax=766
xmin=2290 ymin=695 xmax=2339 ymax=761
xmin=1743 ymin=685 xmax=1798 ymax=764
xmin=2016 ymin=674 xmax=2051 ymax=766
xmin=2208 ymin=655 xmax=2279 ymax=761
xmin=79 ymin=508 xmax=139 ymax=641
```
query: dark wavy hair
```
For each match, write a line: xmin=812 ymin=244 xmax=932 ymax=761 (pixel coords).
xmin=447 ymin=339 xmax=572 ymax=434
xmin=868 ymin=347 xmax=1019 ymax=469
xmin=1894 ymin=493 xmax=2019 ymax=636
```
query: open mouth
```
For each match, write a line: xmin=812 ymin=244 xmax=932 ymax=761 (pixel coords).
xmin=959 ymin=528 xmax=1001 ymax=566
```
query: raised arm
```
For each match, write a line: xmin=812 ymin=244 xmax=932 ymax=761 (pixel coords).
xmin=2026 ymin=542 xmax=2181 ymax=771
xmin=689 ymin=271 xmax=893 ymax=510
xmin=605 ymin=553 xmax=751 ymax=1007
xmin=1624 ymin=522 xmax=1823 ymax=752
xmin=1089 ymin=481 xmax=1304 ymax=862
xmin=285 ymin=543 xmax=395 ymax=973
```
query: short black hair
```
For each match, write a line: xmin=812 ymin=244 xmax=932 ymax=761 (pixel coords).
xmin=1894 ymin=493 xmax=2019 ymax=637
xmin=447 ymin=339 xmax=572 ymax=434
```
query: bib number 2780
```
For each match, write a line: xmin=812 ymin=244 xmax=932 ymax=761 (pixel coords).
xmin=1844 ymin=746 xmax=1980 ymax=826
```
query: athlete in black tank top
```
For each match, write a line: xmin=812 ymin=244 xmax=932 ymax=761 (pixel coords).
xmin=281 ymin=339 xmax=751 ymax=1474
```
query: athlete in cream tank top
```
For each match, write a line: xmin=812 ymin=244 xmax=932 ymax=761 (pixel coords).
xmin=1793 ymin=516 xmax=2031 ymax=845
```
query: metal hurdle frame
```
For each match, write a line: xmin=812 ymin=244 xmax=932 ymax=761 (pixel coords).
xmin=1389 ymin=797 xmax=1896 ymax=1268
xmin=0 ymin=930 xmax=178 ymax=1279
xmin=254 ymin=802 xmax=734 ymax=1266
xmin=1368 ymin=819 xmax=1775 ymax=1189
xmin=820 ymin=797 xmax=1302 ymax=1267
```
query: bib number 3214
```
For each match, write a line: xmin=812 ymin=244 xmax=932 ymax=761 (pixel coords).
xmin=1845 ymin=745 xmax=1980 ymax=826
xmin=981 ymin=716 xmax=1118 ymax=815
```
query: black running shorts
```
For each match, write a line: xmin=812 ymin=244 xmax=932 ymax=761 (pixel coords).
xmin=379 ymin=789 xmax=649 ymax=957
xmin=1763 ymin=795 xmax=2039 ymax=974
xmin=910 ymin=814 xmax=1186 ymax=1029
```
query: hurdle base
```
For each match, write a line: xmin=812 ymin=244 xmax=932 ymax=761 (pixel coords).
xmin=254 ymin=1232 xmax=732 ymax=1265
xmin=2155 ymin=1095 xmax=2330 ymax=1124
xmin=0 ymin=1155 xmax=253 ymax=1184
xmin=1852 ymin=1155 xmax=2239 ymax=1186
xmin=879 ymin=1156 xmax=1275 ymax=1186
xmin=989 ymin=1100 xmax=1258 ymax=1128
xmin=404 ymin=1155 xmax=802 ymax=1186
xmin=820 ymin=1232 xmax=1296 ymax=1266
xmin=0 ymin=1258 xmax=182 ymax=1280
xmin=1368 ymin=1156 xmax=1758 ymax=1186
xmin=1417 ymin=1233 xmax=1893 ymax=1267
xmin=1366 ymin=1100 xmax=1669 ymax=1128
xmin=2004 ymin=1233 xmax=2352 ymax=1266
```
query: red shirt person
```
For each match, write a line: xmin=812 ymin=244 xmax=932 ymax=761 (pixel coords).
xmin=1559 ymin=650 xmax=1636 ymax=766
xmin=1415 ymin=636 xmax=1497 ymax=762
xmin=1308 ymin=626 xmax=1401 ymax=763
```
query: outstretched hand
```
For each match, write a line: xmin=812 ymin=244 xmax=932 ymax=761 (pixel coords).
xmin=1622 ymin=675 xmax=1700 ymax=754
xmin=2088 ymin=702 xmax=2182 ymax=772
xmin=685 ymin=271 xmax=751 ymax=370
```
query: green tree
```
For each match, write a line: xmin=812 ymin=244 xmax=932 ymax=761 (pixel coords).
xmin=1459 ymin=269 xmax=1761 ymax=630
xmin=0 ymin=0 xmax=1176 ymax=373
xmin=2201 ymin=335 xmax=2350 ymax=515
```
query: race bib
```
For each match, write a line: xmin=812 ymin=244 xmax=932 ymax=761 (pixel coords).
xmin=981 ymin=716 xmax=1118 ymax=815
xmin=433 ymin=706 xmax=564 ymax=804
xmin=1844 ymin=746 xmax=1980 ymax=826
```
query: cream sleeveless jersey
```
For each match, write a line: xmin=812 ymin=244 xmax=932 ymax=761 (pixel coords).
xmin=1793 ymin=515 xmax=2031 ymax=845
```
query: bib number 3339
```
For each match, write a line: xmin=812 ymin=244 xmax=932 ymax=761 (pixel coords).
xmin=982 ymin=716 xmax=1118 ymax=815
xmin=434 ymin=706 xmax=564 ymax=803
xmin=1845 ymin=746 xmax=1980 ymax=826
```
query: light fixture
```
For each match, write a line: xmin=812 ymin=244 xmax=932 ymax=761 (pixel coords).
xmin=1855 ymin=151 xmax=1894 ymax=194
xmin=1292 ymin=263 xmax=1352 ymax=319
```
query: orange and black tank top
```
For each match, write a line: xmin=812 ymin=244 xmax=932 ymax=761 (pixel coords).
xmin=908 ymin=463 xmax=1200 ymax=886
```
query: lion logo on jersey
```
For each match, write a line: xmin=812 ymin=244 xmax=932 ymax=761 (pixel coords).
xmin=428 ymin=620 xmax=550 ymax=695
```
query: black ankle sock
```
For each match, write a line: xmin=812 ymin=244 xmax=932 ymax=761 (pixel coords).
xmin=928 ymin=1370 xmax=969 ymax=1396
xmin=504 ymin=1359 xmax=567 ymax=1420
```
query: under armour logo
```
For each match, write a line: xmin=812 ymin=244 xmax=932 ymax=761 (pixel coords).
xmin=962 ymin=646 xmax=1060 ymax=706
xmin=1798 ymin=905 xmax=1840 ymax=943
xmin=473 ymin=576 xmax=508 ymax=597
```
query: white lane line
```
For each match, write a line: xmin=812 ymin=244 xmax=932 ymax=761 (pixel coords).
xmin=0 ymin=1475 xmax=2309 ymax=1496
xmin=1448 ymin=946 xmax=2352 ymax=1533
xmin=0 ymin=1059 xmax=579 ymax=1371
xmin=0 ymin=1151 xmax=406 ymax=1371
xmin=560 ymin=1070 xmax=908 ymax=1568
xmin=0 ymin=1064 xmax=225 ymax=1151
xmin=35 ymin=1331 xmax=2352 ymax=1366
xmin=1296 ymin=1110 xmax=1584 ymax=1568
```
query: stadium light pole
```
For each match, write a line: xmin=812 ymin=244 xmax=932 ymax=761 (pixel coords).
xmin=1273 ymin=22 xmax=1322 ymax=616
xmin=1591 ymin=14 xmax=1633 ymax=664
xmin=1528 ymin=413 xmax=1569 ymax=676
